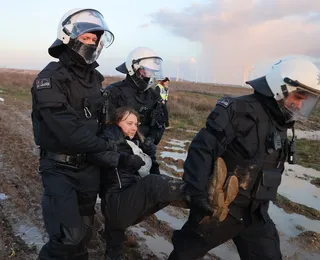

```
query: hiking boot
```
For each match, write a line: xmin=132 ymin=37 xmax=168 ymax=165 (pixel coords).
xmin=208 ymin=157 xmax=227 ymax=210
xmin=200 ymin=157 xmax=239 ymax=224
xmin=213 ymin=175 xmax=239 ymax=222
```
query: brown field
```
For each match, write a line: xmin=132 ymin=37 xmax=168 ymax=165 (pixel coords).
xmin=1 ymin=68 xmax=319 ymax=259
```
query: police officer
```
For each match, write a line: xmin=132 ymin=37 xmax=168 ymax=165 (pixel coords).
xmin=31 ymin=9 xmax=116 ymax=259
xmin=168 ymin=57 xmax=320 ymax=260
xmin=103 ymin=47 xmax=165 ymax=174
xmin=155 ymin=77 xmax=170 ymax=127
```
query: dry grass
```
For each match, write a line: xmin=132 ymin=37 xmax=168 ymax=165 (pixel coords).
xmin=0 ymin=69 xmax=249 ymax=131
xmin=167 ymin=80 xmax=252 ymax=96
xmin=1 ymin=68 xmax=319 ymax=133
xmin=167 ymin=92 xmax=217 ymax=130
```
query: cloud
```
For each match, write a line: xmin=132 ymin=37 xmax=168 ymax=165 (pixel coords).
xmin=150 ymin=0 xmax=320 ymax=84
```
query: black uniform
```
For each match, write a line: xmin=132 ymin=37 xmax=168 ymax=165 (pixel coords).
xmin=87 ymin=124 xmax=185 ymax=259
xmin=104 ymin=75 xmax=165 ymax=145
xmin=31 ymin=49 xmax=115 ymax=259
xmin=169 ymin=78 xmax=294 ymax=260
xmin=154 ymin=84 xmax=170 ymax=127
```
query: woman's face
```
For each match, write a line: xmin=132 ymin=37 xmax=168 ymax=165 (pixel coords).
xmin=117 ymin=112 xmax=138 ymax=139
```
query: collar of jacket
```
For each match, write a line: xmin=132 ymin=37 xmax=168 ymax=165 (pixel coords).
xmin=254 ymin=91 xmax=294 ymax=129
xmin=59 ymin=48 xmax=99 ymax=81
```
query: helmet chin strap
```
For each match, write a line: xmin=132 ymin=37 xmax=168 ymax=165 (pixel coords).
xmin=279 ymin=103 xmax=295 ymax=123
xmin=131 ymin=71 xmax=150 ymax=92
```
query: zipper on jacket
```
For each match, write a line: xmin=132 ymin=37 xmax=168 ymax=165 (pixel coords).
xmin=115 ymin=167 xmax=122 ymax=188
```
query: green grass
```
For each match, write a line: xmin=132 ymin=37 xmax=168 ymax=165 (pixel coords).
xmin=296 ymin=139 xmax=320 ymax=171
xmin=0 ymin=85 xmax=31 ymax=101
xmin=275 ymin=193 xmax=320 ymax=221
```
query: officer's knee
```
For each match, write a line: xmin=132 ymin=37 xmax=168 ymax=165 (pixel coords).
xmin=60 ymin=216 xmax=94 ymax=246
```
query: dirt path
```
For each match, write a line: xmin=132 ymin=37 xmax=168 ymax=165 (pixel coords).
xmin=1 ymin=92 xmax=320 ymax=259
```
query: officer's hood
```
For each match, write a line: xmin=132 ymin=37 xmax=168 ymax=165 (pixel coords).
xmin=246 ymin=76 xmax=273 ymax=97
xmin=49 ymin=39 xmax=67 ymax=59
xmin=116 ymin=62 xmax=129 ymax=74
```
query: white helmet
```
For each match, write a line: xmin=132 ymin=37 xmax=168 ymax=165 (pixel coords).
xmin=116 ymin=47 xmax=163 ymax=92
xmin=49 ymin=8 xmax=114 ymax=64
xmin=247 ymin=57 xmax=320 ymax=122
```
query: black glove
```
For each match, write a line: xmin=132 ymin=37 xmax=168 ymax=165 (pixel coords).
xmin=118 ymin=154 xmax=145 ymax=173
xmin=141 ymin=137 xmax=156 ymax=156
xmin=150 ymin=160 xmax=160 ymax=175
xmin=185 ymin=184 xmax=213 ymax=216
xmin=187 ymin=195 xmax=214 ymax=216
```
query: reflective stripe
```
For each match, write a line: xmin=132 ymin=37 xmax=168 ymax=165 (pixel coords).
xmin=156 ymin=84 xmax=168 ymax=100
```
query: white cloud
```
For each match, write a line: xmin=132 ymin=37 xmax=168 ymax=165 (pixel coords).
xmin=150 ymin=0 xmax=320 ymax=84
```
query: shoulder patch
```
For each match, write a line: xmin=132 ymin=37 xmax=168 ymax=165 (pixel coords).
xmin=35 ymin=78 xmax=51 ymax=90
xmin=216 ymin=98 xmax=233 ymax=108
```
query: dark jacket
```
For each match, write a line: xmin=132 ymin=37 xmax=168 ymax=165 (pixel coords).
xmin=31 ymin=48 xmax=115 ymax=155
xmin=87 ymin=124 xmax=159 ymax=195
xmin=105 ymin=75 xmax=165 ymax=144
xmin=183 ymin=91 xmax=293 ymax=221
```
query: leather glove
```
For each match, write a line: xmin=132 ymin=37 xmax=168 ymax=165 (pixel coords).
xmin=141 ymin=137 xmax=156 ymax=156
xmin=118 ymin=154 xmax=145 ymax=173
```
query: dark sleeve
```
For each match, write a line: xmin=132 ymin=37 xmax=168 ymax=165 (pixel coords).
xmin=34 ymin=78 xmax=115 ymax=153
xmin=86 ymin=150 xmax=120 ymax=168
xmin=182 ymin=101 xmax=236 ymax=194
xmin=148 ymin=126 xmax=165 ymax=145
xmin=155 ymin=86 xmax=161 ymax=98
xmin=150 ymin=160 xmax=160 ymax=175
xmin=147 ymin=96 xmax=165 ymax=144
xmin=107 ymin=88 xmax=118 ymax=116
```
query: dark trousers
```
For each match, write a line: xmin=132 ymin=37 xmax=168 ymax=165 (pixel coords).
xmin=163 ymin=102 xmax=169 ymax=127
xmin=168 ymin=209 xmax=282 ymax=260
xmin=38 ymin=159 xmax=100 ymax=260
xmin=102 ymin=174 xmax=185 ymax=258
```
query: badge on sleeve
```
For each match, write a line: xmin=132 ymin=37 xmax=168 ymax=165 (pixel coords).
xmin=35 ymin=78 xmax=51 ymax=90
xmin=216 ymin=98 xmax=233 ymax=108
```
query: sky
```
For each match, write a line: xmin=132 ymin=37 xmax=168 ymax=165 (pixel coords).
xmin=1 ymin=0 xmax=320 ymax=85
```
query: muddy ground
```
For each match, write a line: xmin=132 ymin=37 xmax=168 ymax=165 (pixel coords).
xmin=1 ymin=73 xmax=320 ymax=259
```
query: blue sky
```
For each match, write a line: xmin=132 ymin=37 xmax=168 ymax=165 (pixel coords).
xmin=1 ymin=0 xmax=320 ymax=84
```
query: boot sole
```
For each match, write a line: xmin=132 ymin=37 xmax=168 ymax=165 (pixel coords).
xmin=224 ymin=175 xmax=239 ymax=207
xmin=215 ymin=175 xmax=239 ymax=222
xmin=208 ymin=157 xmax=227 ymax=204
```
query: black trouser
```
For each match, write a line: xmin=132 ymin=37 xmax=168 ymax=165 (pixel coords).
xmin=102 ymin=174 xmax=185 ymax=258
xmin=163 ymin=102 xmax=169 ymax=127
xmin=168 ymin=208 xmax=282 ymax=260
xmin=38 ymin=158 xmax=100 ymax=260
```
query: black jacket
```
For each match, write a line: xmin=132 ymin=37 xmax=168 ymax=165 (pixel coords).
xmin=105 ymin=75 xmax=165 ymax=144
xmin=183 ymin=91 xmax=293 ymax=221
xmin=31 ymin=49 xmax=115 ymax=155
xmin=87 ymin=124 xmax=159 ymax=194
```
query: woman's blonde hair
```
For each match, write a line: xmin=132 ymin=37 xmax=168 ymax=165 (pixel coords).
xmin=108 ymin=107 xmax=145 ymax=142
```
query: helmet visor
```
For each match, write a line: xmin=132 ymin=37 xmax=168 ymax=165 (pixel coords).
xmin=280 ymin=89 xmax=319 ymax=122
xmin=65 ymin=9 xmax=114 ymax=48
xmin=134 ymin=57 xmax=163 ymax=80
